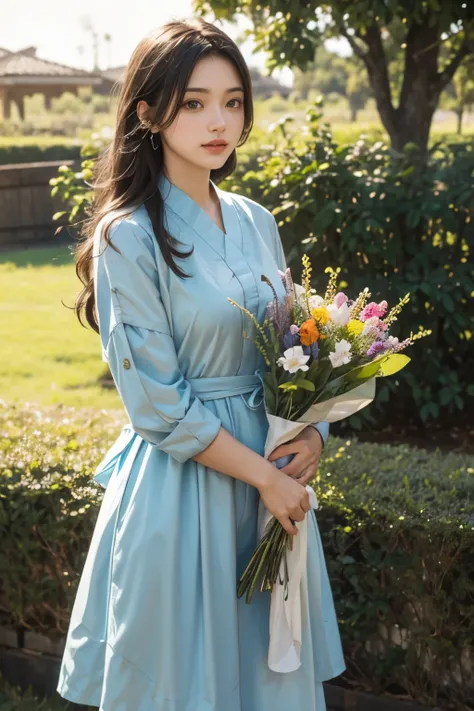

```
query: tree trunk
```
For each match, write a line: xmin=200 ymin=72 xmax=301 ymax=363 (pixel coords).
xmin=457 ymin=108 xmax=463 ymax=135
xmin=355 ymin=15 xmax=448 ymax=158
xmin=389 ymin=83 xmax=439 ymax=154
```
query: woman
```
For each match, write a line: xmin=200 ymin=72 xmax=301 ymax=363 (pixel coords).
xmin=57 ymin=16 xmax=345 ymax=711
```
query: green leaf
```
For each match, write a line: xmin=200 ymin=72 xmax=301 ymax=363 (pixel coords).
xmin=378 ymin=354 xmax=411 ymax=376
xmin=296 ymin=379 xmax=315 ymax=392
xmin=279 ymin=382 xmax=299 ymax=391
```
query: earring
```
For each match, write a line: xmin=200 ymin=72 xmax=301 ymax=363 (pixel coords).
xmin=140 ymin=118 xmax=153 ymax=130
xmin=150 ymin=131 xmax=160 ymax=151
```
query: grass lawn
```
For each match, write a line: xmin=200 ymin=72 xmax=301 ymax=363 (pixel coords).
xmin=0 ymin=243 xmax=121 ymax=410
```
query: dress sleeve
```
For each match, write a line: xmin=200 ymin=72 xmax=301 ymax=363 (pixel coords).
xmin=269 ymin=213 xmax=330 ymax=449
xmin=93 ymin=215 xmax=222 ymax=464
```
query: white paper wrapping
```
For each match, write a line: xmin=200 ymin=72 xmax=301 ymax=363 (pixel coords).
xmin=258 ymin=376 xmax=377 ymax=673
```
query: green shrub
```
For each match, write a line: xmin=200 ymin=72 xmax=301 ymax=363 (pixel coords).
xmin=1 ymin=402 xmax=473 ymax=708
xmin=0 ymin=143 xmax=82 ymax=165
xmin=50 ymin=93 xmax=86 ymax=116
xmin=220 ymin=99 xmax=474 ymax=429
xmin=316 ymin=436 xmax=474 ymax=708
xmin=0 ymin=673 xmax=72 ymax=710
xmin=0 ymin=402 xmax=115 ymax=636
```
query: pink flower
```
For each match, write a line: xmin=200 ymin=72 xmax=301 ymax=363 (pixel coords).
xmin=290 ymin=324 xmax=300 ymax=334
xmin=360 ymin=300 xmax=388 ymax=321
xmin=334 ymin=292 xmax=348 ymax=308
xmin=362 ymin=316 xmax=389 ymax=334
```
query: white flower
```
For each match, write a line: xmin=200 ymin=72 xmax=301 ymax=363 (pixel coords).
xmin=294 ymin=283 xmax=324 ymax=311
xmin=326 ymin=302 xmax=351 ymax=327
xmin=328 ymin=339 xmax=352 ymax=368
xmin=277 ymin=345 xmax=310 ymax=373
xmin=308 ymin=294 xmax=324 ymax=309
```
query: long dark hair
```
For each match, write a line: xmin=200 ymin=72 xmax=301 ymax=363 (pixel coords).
xmin=74 ymin=17 xmax=254 ymax=333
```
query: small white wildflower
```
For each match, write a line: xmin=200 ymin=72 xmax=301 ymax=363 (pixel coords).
xmin=328 ymin=339 xmax=352 ymax=368
xmin=277 ymin=345 xmax=310 ymax=373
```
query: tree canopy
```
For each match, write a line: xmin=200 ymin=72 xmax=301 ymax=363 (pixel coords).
xmin=194 ymin=0 xmax=474 ymax=153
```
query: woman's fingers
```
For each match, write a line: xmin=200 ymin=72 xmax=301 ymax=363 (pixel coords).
xmin=296 ymin=466 xmax=316 ymax=486
xmin=282 ymin=516 xmax=298 ymax=536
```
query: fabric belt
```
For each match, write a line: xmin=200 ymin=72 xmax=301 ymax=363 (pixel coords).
xmin=188 ymin=368 xmax=265 ymax=410
xmin=92 ymin=369 xmax=266 ymax=489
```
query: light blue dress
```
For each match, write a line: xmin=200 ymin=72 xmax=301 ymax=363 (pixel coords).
xmin=56 ymin=173 xmax=345 ymax=711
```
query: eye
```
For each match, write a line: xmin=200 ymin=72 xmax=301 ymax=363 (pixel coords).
xmin=182 ymin=98 xmax=243 ymax=110
xmin=183 ymin=99 xmax=202 ymax=110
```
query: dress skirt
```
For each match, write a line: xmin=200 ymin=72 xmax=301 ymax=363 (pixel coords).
xmin=57 ymin=379 xmax=345 ymax=711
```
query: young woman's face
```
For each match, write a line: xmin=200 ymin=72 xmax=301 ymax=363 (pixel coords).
xmin=159 ymin=54 xmax=246 ymax=171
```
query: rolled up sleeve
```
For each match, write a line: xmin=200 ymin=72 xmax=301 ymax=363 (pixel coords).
xmin=93 ymin=214 xmax=222 ymax=463
xmin=269 ymin=213 xmax=330 ymax=449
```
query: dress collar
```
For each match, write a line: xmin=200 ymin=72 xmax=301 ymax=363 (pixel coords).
xmin=157 ymin=172 xmax=243 ymax=260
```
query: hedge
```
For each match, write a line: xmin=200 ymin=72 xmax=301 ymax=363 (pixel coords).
xmin=0 ymin=144 xmax=82 ymax=166
xmin=1 ymin=401 xmax=473 ymax=709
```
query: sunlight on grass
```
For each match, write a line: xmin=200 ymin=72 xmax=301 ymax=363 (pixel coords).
xmin=0 ymin=244 xmax=122 ymax=410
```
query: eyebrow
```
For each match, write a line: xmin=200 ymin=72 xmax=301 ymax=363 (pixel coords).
xmin=184 ymin=87 xmax=244 ymax=93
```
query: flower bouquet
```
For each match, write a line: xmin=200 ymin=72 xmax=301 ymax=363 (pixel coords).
xmin=228 ymin=256 xmax=430 ymax=672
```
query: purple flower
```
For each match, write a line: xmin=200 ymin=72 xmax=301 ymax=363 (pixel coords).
xmin=283 ymin=330 xmax=300 ymax=349
xmin=302 ymin=341 xmax=319 ymax=360
xmin=367 ymin=341 xmax=385 ymax=357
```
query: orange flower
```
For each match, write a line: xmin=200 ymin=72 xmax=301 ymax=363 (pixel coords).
xmin=299 ymin=318 xmax=319 ymax=346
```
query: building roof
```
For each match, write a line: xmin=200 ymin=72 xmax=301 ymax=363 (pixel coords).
xmin=0 ymin=47 xmax=101 ymax=85
xmin=100 ymin=66 xmax=125 ymax=83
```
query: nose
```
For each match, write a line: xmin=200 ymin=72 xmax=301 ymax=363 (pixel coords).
xmin=208 ymin=108 xmax=226 ymax=132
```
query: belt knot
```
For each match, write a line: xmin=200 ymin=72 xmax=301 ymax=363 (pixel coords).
xmin=243 ymin=368 xmax=265 ymax=410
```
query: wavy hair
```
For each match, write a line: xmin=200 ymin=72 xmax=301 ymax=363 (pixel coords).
xmin=73 ymin=17 xmax=254 ymax=333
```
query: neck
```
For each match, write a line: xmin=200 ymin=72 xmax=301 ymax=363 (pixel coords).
xmin=162 ymin=164 xmax=213 ymax=211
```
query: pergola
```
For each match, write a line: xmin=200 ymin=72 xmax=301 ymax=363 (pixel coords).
xmin=0 ymin=46 xmax=102 ymax=120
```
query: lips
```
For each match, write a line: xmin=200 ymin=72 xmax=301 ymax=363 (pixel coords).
xmin=202 ymin=140 xmax=228 ymax=146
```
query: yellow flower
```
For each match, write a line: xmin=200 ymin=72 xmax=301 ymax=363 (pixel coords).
xmin=346 ymin=319 xmax=364 ymax=336
xmin=300 ymin=318 xmax=320 ymax=346
xmin=311 ymin=306 xmax=331 ymax=326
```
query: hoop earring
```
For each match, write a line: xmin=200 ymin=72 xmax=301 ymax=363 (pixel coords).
xmin=150 ymin=131 xmax=160 ymax=151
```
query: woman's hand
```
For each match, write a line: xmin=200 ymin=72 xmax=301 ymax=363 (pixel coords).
xmin=257 ymin=464 xmax=312 ymax=536
xmin=268 ymin=426 xmax=324 ymax=487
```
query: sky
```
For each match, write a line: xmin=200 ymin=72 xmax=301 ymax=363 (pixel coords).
xmin=0 ymin=0 xmax=299 ymax=86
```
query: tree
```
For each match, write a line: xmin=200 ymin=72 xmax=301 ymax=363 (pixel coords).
xmin=194 ymin=0 xmax=474 ymax=156
xmin=346 ymin=68 xmax=372 ymax=121
xmin=443 ymin=58 xmax=474 ymax=133
xmin=293 ymin=45 xmax=349 ymax=100
xmin=293 ymin=47 xmax=371 ymax=120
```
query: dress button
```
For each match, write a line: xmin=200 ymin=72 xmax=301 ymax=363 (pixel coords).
xmin=123 ymin=358 xmax=131 ymax=369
